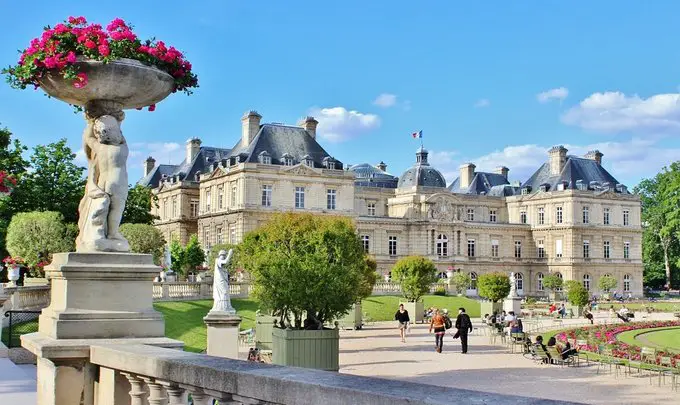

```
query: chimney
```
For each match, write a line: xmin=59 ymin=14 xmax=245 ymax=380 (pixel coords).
xmin=548 ymin=145 xmax=568 ymax=176
xmin=241 ymin=110 xmax=262 ymax=147
xmin=143 ymin=156 xmax=155 ymax=177
xmin=299 ymin=116 xmax=319 ymax=139
xmin=186 ymin=138 xmax=201 ymax=163
xmin=585 ymin=150 xmax=603 ymax=165
xmin=377 ymin=161 xmax=387 ymax=172
xmin=459 ymin=163 xmax=476 ymax=188
xmin=494 ymin=166 xmax=509 ymax=180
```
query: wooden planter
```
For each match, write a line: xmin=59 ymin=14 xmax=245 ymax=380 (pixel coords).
xmin=255 ymin=313 xmax=276 ymax=350
xmin=403 ymin=301 xmax=424 ymax=323
xmin=272 ymin=328 xmax=339 ymax=371
xmin=338 ymin=303 xmax=362 ymax=330
xmin=480 ymin=301 xmax=503 ymax=318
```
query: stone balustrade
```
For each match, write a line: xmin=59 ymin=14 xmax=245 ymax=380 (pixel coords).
xmin=2 ymin=285 xmax=51 ymax=311
xmin=152 ymin=281 xmax=251 ymax=301
xmin=89 ymin=343 xmax=564 ymax=405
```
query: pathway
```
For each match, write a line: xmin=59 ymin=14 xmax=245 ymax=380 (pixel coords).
xmin=0 ymin=357 xmax=36 ymax=403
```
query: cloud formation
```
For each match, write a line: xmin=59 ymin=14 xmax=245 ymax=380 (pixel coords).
xmin=310 ymin=107 xmax=380 ymax=143
xmin=373 ymin=93 xmax=398 ymax=108
xmin=474 ymin=99 xmax=490 ymax=108
xmin=128 ymin=142 xmax=183 ymax=168
xmin=537 ymin=87 xmax=569 ymax=103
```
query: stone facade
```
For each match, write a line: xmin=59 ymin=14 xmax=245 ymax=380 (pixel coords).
xmin=143 ymin=112 xmax=644 ymax=297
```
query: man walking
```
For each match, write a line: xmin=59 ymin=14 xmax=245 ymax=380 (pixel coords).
xmin=454 ymin=307 xmax=473 ymax=354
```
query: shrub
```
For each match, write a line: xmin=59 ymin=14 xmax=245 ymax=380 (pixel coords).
xmin=450 ymin=271 xmax=471 ymax=294
xmin=6 ymin=211 xmax=74 ymax=273
xmin=542 ymin=274 xmax=563 ymax=292
xmin=357 ymin=256 xmax=379 ymax=301
xmin=391 ymin=256 xmax=438 ymax=302
xmin=598 ymin=274 xmax=618 ymax=293
xmin=477 ymin=272 xmax=511 ymax=302
xmin=567 ymin=282 xmax=591 ymax=307
xmin=119 ymin=223 xmax=166 ymax=265
xmin=433 ymin=285 xmax=447 ymax=296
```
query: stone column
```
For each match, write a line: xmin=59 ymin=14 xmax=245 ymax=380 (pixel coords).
xmin=203 ymin=311 xmax=242 ymax=359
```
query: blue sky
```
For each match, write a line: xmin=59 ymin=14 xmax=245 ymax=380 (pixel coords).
xmin=3 ymin=1 xmax=680 ymax=187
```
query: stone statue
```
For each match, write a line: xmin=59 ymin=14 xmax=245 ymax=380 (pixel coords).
xmin=211 ymin=249 xmax=236 ymax=314
xmin=509 ymin=272 xmax=517 ymax=298
xmin=164 ymin=245 xmax=172 ymax=270
xmin=75 ymin=103 xmax=129 ymax=252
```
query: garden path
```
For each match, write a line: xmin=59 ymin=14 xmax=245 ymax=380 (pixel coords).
xmin=0 ymin=357 xmax=36 ymax=403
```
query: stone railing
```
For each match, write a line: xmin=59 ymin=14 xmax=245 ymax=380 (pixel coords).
xmin=89 ymin=343 xmax=562 ymax=405
xmin=152 ymin=281 xmax=251 ymax=301
xmin=2 ymin=285 xmax=51 ymax=311
xmin=372 ymin=282 xmax=456 ymax=296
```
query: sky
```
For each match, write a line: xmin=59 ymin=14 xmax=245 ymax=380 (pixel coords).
xmin=2 ymin=1 xmax=680 ymax=187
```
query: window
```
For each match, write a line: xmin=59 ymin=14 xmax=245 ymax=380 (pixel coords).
xmin=555 ymin=239 xmax=563 ymax=258
xmin=261 ymin=155 xmax=271 ymax=165
xmin=327 ymin=161 xmax=336 ymax=170
xmin=171 ymin=196 xmax=177 ymax=218
xmin=582 ymin=206 xmax=589 ymax=224
xmin=229 ymin=226 xmax=236 ymax=244
xmin=303 ymin=157 xmax=313 ymax=167
xmin=283 ymin=156 xmax=294 ymax=166
xmin=467 ymin=208 xmax=475 ymax=221
xmin=361 ymin=235 xmax=370 ymax=253
xmin=623 ymin=274 xmax=631 ymax=292
xmin=583 ymin=240 xmax=590 ymax=258
xmin=163 ymin=198 xmax=168 ymax=219
xmin=367 ymin=202 xmax=376 ymax=216
xmin=190 ymin=199 xmax=199 ymax=218
xmin=538 ymin=207 xmax=545 ymax=225
xmin=537 ymin=239 xmax=545 ymax=258
xmin=556 ymin=206 xmax=563 ymax=224
xmin=467 ymin=239 xmax=476 ymax=257
xmin=230 ymin=184 xmax=237 ymax=208
xmin=491 ymin=239 xmax=499 ymax=257
xmin=436 ymin=234 xmax=448 ymax=257
xmin=537 ymin=272 xmax=544 ymax=292
xmin=624 ymin=241 xmax=630 ymax=259
xmin=489 ymin=210 xmax=497 ymax=223
xmin=261 ymin=185 xmax=272 ymax=207
xmin=603 ymin=240 xmax=610 ymax=259
xmin=603 ymin=208 xmax=610 ymax=225
xmin=388 ymin=236 xmax=397 ymax=256
xmin=204 ymin=227 xmax=211 ymax=249
xmin=520 ymin=211 xmax=527 ymax=224
xmin=327 ymin=189 xmax=336 ymax=210
xmin=583 ymin=274 xmax=591 ymax=291
xmin=295 ymin=187 xmax=305 ymax=209
xmin=623 ymin=209 xmax=630 ymax=226
xmin=216 ymin=226 xmax=223 ymax=244
xmin=468 ymin=272 xmax=477 ymax=290
xmin=521 ymin=188 xmax=529 ymax=195
xmin=515 ymin=273 xmax=523 ymax=291
xmin=205 ymin=189 xmax=212 ymax=212
xmin=514 ymin=240 xmax=522 ymax=258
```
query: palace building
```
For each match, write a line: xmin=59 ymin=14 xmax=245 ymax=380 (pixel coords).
xmin=139 ymin=111 xmax=643 ymax=297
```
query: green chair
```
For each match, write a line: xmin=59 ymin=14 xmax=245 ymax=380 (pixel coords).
xmin=575 ymin=339 xmax=590 ymax=365
xmin=509 ymin=332 xmax=526 ymax=353
xmin=656 ymin=356 xmax=674 ymax=387
xmin=597 ymin=345 xmax=626 ymax=377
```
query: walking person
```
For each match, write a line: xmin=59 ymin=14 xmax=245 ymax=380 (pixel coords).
xmin=454 ymin=307 xmax=473 ymax=354
xmin=394 ymin=304 xmax=410 ymax=343
xmin=429 ymin=309 xmax=446 ymax=353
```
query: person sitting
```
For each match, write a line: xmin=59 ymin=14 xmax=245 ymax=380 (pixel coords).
xmin=547 ymin=336 xmax=557 ymax=347
xmin=616 ymin=306 xmax=630 ymax=323
xmin=559 ymin=340 xmax=577 ymax=360
xmin=583 ymin=308 xmax=594 ymax=325
xmin=534 ymin=335 xmax=551 ymax=363
xmin=510 ymin=318 xmax=524 ymax=334
xmin=549 ymin=303 xmax=556 ymax=314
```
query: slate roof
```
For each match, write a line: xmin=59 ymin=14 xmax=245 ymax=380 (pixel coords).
xmin=350 ymin=163 xmax=399 ymax=188
xmin=224 ymin=124 xmax=342 ymax=169
xmin=397 ymin=147 xmax=447 ymax=188
xmin=521 ymin=155 xmax=628 ymax=193
xmin=138 ymin=146 xmax=231 ymax=188
xmin=448 ymin=172 xmax=519 ymax=196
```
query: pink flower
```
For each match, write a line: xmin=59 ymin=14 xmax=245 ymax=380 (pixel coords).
xmin=66 ymin=51 xmax=76 ymax=63
xmin=98 ymin=44 xmax=110 ymax=56
xmin=43 ymin=56 xmax=57 ymax=69
xmin=54 ymin=24 xmax=69 ymax=34
xmin=73 ymin=72 xmax=88 ymax=89
xmin=106 ymin=18 xmax=127 ymax=32
xmin=68 ymin=16 xmax=87 ymax=25
xmin=148 ymin=104 xmax=156 ymax=112
xmin=84 ymin=39 xmax=96 ymax=49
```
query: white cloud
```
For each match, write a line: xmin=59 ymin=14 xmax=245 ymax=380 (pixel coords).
xmin=129 ymin=142 xmax=183 ymax=168
xmin=74 ymin=148 xmax=87 ymax=167
xmin=372 ymin=93 xmax=398 ymax=108
xmin=537 ymin=87 xmax=569 ymax=103
xmin=561 ymin=91 xmax=680 ymax=134
xmin=474 ymin=99 xmax=490 ymax=108
xmin=310 ymin=107 xmax=380 ymax=143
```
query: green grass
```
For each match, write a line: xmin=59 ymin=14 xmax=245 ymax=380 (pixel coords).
xmin=1 ymin=319 xmax=39 ymax=347
xmin=361 ymin=295 xmax=480 ymax=322
xmin=598 ymin=302 xmax=680 ymax=312
xmin=616 ymin=326 xmax=680 ymax=352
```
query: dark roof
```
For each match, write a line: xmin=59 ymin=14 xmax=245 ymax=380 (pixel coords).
xmin=225 ymin=124 xmax=342 ymax=168
xmin=397 ymin=147 xmax=447 ymax=188
xmin=138 ymin=146 xmax=231 ymax=188
xmin=350 ymin=163 xmax=398 ymax=188
xmin=449 ymin=172 xmax=517 ymax=196
xmin=521 ymin=156 xmax=627 ymax=193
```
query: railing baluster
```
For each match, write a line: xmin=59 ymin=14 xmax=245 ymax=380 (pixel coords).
xmin=122 ymin=373 xmax=148 ymax=405
xmin=184 ymin=386 xmax=213 ymax=405
xmin=142 ymin=377 xmax=168 ymax=405
xmin=159 ymin=382 xmax=187 ymax=405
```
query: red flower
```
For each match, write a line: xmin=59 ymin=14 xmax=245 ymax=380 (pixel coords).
xmin=66 ymin=51 xmax=76 ymax=63
xmin=73 ymin=72 xmax=88 ymax=88
xmin=98 ymin=44 xmax=110 ymax=56
xmin=84 ymin=39 xmax=96 ymax=49
xmin=148 ymin=104 xmax=156 ymax=112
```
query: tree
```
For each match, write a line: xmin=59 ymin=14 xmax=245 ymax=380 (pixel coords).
xmin=122 ymin=185 xmax=159 ymax=225
xmin=356 ymin=256 xmax=378 ymax=301
xmin=391 ymin=256 xmax=438 ymax=302
xmin=477 ymin=272 xmax=511 ymax=302
xmin=0 ymin=124 xmax=28 ymax=257
xmin=566 ymin=282 xmax=590 ymax=308
xmin=184 ymin=234 xmax=205 ymax=274
xmin=542 ymin=274 xmax=563 ymax=293
xmin=207 ymin=243 xmax=240 ymax=272
xmin=450 ymin=271 xmax=472 ymax=295
xmin=5 ymin=211 xmax=75 ymax=271
xmin=239 ymin=213 xmax=366 ymax=329
xmin=169 ymin=238 xmax=185 ymax=274
xmin=119 ymin=223 xmax=166 ymax=265
xmin=598 ymin=274 xmax=618 ymax=293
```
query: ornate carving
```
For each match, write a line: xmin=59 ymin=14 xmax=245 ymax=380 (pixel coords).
xmin=428 ymin=197 xmax=458 ymax=222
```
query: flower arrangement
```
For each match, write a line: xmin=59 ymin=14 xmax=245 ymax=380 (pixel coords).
xmin=0 ymin=171 xmax=17 ymax=196
xmin=2 ymin=256 xmax=25 ymax=267
xmin=2 ymin=16 xmax=198 ymax=110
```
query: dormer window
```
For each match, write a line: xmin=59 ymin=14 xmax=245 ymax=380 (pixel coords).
xmin=323 ymin=156 xmax=336 ymax=170
xmin=281 ymin=153 xmax=294 ymax=166
xmin=556 ymin=182 xmax=566 ymax=191
xmin=540 ymin=183 xmax=550 ymax=192
xmin=576 ymin=180 xmax=587 ymax=191
xmin=302 ymin=155 xmax=314 ymax=167
xmin=258 ymin=151 xmax=271 ymax=165
xmin=521 ymin=186 xmax=531 ymax=195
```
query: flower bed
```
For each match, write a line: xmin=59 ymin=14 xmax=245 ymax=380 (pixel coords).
xmin=555 ymin=321 xmax=680 ymax=365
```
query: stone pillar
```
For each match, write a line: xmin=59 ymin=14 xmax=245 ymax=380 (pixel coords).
xmin=204 ymin=311 xmax=242 ymax=359
xmin=503 ymin=297 xmax=522 ymax=315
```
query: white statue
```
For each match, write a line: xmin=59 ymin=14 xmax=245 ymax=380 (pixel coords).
xmin=211 ymin=249 xmax=235 ymax=314
xmin=509 ymin=272 xmax=517 ymax=298
xmin=75 ymin=105 xmax=130 ymax=252
xmin=164 ymin=245 xmax=172 ymax=270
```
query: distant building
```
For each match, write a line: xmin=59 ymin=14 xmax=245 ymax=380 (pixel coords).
xmin=140 ymin=112 xmax=643 ymax=297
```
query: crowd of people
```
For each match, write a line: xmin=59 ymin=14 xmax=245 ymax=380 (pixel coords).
xmin=394 ymin=304 xmax=472 ymax=353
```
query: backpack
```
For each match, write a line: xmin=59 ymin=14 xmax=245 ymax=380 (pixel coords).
xmin=444 ymin=316 xmax=452 ymax=330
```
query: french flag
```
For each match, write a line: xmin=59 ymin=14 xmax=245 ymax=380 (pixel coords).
xmin=412 ymin=130 xmax=422 ymax=139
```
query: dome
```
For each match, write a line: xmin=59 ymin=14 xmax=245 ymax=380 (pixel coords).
xmin=350 ymin=163 xmax=399 ymax=188
xmin=397 ymin=148 xmax=446 ymax=188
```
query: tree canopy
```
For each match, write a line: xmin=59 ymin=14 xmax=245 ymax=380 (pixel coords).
xmin=566 ymin=281 xmax=590 ymax=307
xmin=169 ymin=235 xmax=205 ymax=275
xmin=391 ymin=256 xmax=438 ymax=302
xmin=450 ymin=271 xmax=472 ymax=295
xmin=542 ymin=274 xmax=563 ymax=292
xmin=597 ymin=274 xmax=617 ymax=293
xmin=122 ymin=185 xmax=159 ymax=225
xmin=477 ymin=272 xmax=511 ymax=302
xmin=119 ymin=223 xmax=166 ymax=265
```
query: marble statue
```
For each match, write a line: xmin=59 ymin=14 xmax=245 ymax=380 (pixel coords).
xmin=75 ymin=104 xmax=130 ymax=252
xmin=211 ymin=249 xmax=236 ymax=314
xmin=164 ymin=245 xmax=172 ymax=270
xmin=509 ymin=272 xmax=517 ymax=298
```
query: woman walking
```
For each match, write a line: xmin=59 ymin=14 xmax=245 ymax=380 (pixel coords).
xmin=394 ymin=304 xmax=410 ymax=343
xmin=429 ymin=309 xmax=446 ymax=353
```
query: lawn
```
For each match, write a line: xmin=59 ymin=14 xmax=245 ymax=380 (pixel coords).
xmin=616 ymin=326 xmax=680 ymax=352
xmin=361 ymin=295 xmax=481 ymax=322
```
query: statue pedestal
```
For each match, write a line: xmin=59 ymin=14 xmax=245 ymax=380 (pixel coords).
xmin=204 ymin=311 xmax=241 ymax=359
xmin=503 ymin=297 xmax=522 ymax=315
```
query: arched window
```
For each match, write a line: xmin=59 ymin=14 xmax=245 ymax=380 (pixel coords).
xmin=583 ymin=274 xmax=591 ymax=291
xmin=437 ymin=272 xmax=448 ymax=279
xmin=555 ymin=272 xmax=563 ymax=291
xmin=436 ymin=234 xmax=448 ymax=257
xmin=468 ymin=272 xmax=478 ymax=290
xmin=537 ymin=272 xmax=544 ymax=292
xmin=623 ymin=274 xmax=631 ymax=293
xmin=515 ymin=273 xmax=524 ymax=292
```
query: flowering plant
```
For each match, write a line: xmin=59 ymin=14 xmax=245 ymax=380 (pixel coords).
xmin=2 ymin=16 xmax=198 ymax=110
xmin=0 ymin=171 xmax=17 ymax=196
xmin=2 ymin=256 xmax=25 ymax=267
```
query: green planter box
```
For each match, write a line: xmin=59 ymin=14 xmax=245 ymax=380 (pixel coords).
xmin=338 ymin=303 xmax=362 ymax=330
xmin=272 ymin=327 xmax=340 ymax=371
xmin=480 ymin=301 xmax=503 ymax=318
xmin=403 ymin=301 xmax=424 ymax=323
xmin=255 ymin=313 xmax=275 ymax=350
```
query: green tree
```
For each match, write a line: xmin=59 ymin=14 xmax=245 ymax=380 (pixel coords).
xmin=566 ymin=282 xmax=590 ymax=307
xmin=356 ymin=256 xmax=378 ymax=301
xmin=169 ymin=238 xmax=185 ymax=274
xmin=598 ymin=274 xmax=618 ymax=293
xmin=239 ymin=213 xmax=366 ymax=329
xmin=450 ymin=271 xmax=472 ymax=294
xmin=207 ymin=243 xmax=240 ymax=272
xmin=183 ymin=234 xmax=205 ymax=274
xmin=542 ymin=274 xmax=564 ymax=293
xmin=5 ymin=211 xmax=75 ymax=270
xmin=122 ymin=184 xmax=159 ymax=225
xmin=119 ymin=223 xmax=166 ymax=265
xmin=0 ymin=124 xmax=28 ymax=257
xmin=477 ymin=272 xmax=511 ymax=302
xmin=391 ymin=256 xmax=438 ymax=302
